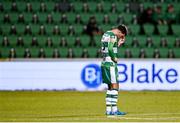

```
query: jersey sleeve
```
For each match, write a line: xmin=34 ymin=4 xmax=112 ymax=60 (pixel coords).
xmin=108 ymin=35 xmax=116 ymax=60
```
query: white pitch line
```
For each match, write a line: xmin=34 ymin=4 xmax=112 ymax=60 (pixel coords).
xmin=128 ymin=112 xmax=180 ymax=116
xmin=113 ymin=116 xmax=180 ymax=121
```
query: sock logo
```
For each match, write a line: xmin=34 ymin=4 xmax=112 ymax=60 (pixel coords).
xmin=81 ymin=64 xmax=102 ymax=88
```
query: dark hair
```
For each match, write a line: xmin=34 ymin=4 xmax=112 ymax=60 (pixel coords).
xmin=117 ymin=24 xmax=128 ymax=36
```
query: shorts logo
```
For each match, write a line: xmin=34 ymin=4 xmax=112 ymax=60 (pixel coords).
xmin=81 ymin=64 xmax=102 ymax=88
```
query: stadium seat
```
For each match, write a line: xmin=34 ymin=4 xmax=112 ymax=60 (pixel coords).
xmin=16 ymin=24 xmax=25 ymax=35
xmin=38 ymin=13 xmax=48 ymax=24
xmin=72 ymin=47 xmax=83 ymax=58
xmin=44 ymin=1 xmax=55 ymax=12
xmin=15 ymin=47 xmax=25 ymax=58
xmin=8 ymin=35 xmax=17 ymax=47
xmin=9 ymin=13 xmax=18 ymax=23
xmin=52 ymin=36 xmax=61 ymax=47
xmin=136 ymin=35 xmax=147 ymax=48
xmin=131 ymin=48 xmax=140 ymax=58
xmin=24 ymin=12 xmax=33 ymax=23
xmin=173 ymin=48 xmax=180 ymax=58
xmin=80 ymin=35 xmax=90 ymax=47
xmin=0 ymin=47 xmax=10 ymax=58
xmin=144 ymin=48 xmax=154 ymax=58
xmin=44 ymin=47 xmax=54 ymax=58
xmin=128 ymin=24 xmax=140 ymax=36
xmin=151 ymin=36 xmax=161 ymax=48
xmin=166 ymin=36 xmax=176 ymax=48
xmin=143 ymin=24 xmax=155 ymax=36
xmin=159 ymin=48 xmax=169 ymax=58
xmin=157 ymin=25 xmax=168 ymax=36
xmin=87 ymin=47 xmax=98 ymax=58
xmin=66 ymin=36 xmax=76 ymax=47
xmin=30 ymin=48 xmax=39 ymax=58
xmin=59 ymin=47 xmax=68 ymax=58
xmin=118 ymin=47 xmax=126 ymax=58
xmin=37 ymin=36 xmax=47 ymax=47
xmin=16 ymin=1 xmax=26 ymax=12
xmin=2 ymin=1 xmax=11 ymax=12
xmin=171 ymin=24 xmax=180 ymax=36
xmin=23 ymin=36 xmax=33 ymax=47
xmin=2 ymin=24 xmax=11 ymax=35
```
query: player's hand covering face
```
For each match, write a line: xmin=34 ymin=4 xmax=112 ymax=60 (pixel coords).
xmin=117 ymin=30 xmax=125 ymax=47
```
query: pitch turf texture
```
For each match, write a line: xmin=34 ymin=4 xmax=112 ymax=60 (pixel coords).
xmin=0 ymin=91 xmax=180 ymax=122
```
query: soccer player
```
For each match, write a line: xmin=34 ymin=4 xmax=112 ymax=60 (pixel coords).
xmin=101 ymin=24 xmax=128 ymax=116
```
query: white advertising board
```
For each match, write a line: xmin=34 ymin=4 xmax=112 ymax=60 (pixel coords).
xmin=0 ymin=59 xmax=179 ymax=90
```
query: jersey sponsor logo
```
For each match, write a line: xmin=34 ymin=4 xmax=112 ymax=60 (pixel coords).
xmin=81 ymin=64 xmax=102 ymax=88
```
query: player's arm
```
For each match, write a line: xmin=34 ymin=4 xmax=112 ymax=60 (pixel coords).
xmin=108 ymin=37 xmax=118 ymax=63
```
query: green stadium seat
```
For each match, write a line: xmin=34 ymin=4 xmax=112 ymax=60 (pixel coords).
xmin=30 ymin=24 xmax=39 ymax=35
xmin=159 ymin=48 xmax=169 ymax=58
xmin=30 ymin=48 xmax=39 ymax=58
xmin=171 ymin=24 xmax=180 ymax=36
xmin=173 ymin=48 xmax=180 ymax=58
xmin=66 ymin=12 xmax=76 ymax=24
xmin=16 ymin=1 xmax=26 ymax=12
xmin=37 ymin=36 xmax=47 ymax=47
xmin=9 ymin=13 xmax=18 ymax=23
xmin=73 ymin=1 xmax=82 ymax=13
xmin=128 ymin=24 xmax=140 ymax=36
xmin=24 ymin=13 xmax=33 ymax=23
xmin=16 ymin=24 xmax=25 ymax=35
xmin=66 ymin=36 xmax=76 ymax=47
xmin=123 ymin=13 xmax=133 ymax=24
xmin=131 ymin=48 xmax=140 ymax=58
xmin=59 ymin=47 xmax=68 ymax=58
xmin=31 ymin=1 xmax=40 ymax=12
xmin=143 ymin=24 xmax=155 ymax=36
xmin=136 ymin=35 xmax=146 ymax=48
xmin=73 ymin=24 xmax=83 ymax=35
xmin=8 ymin=35 xmax=18 ymax=47
xmin=94 ymin=35 xmax=102 ymax=47
xmin=45 ymin=24 xmax=54 ymax=35
xmin=80 ymin=35 xmax=90 ymax=47
xmin=95 ymin=13 xmax=104 ymax=24
xmin=118 ymin=47 xmax=126 ymax=58
xmin=0 ymin=47 xmax=10 ymax=58
xmin=103 ymin=2 xmax=111 ymax=13
xmin=2 ymin=1 xmax=11 ymax=12
xmin=23 ymin=36 xmax=33 ymax=47
xmin=38 ymin=13 xmax=48 ymax=24
xmin=44 ymin=47 xmax=54 ymax=58
xmin=15 ymin=47 xmax=25 ymax=58
xmin=87 ymin=47 xmax=98 ymax=58
xmin=88 ymin=2 xmax=97 ymax=13
xmin=166 ymin=36 xmax=176 ymax=48
xmin=60 ymin=24 xmax=68 ymax=35
xmin=2 ymin=24 xmax=11 ymax=35
xmin=45 ymin=1 xmax=55 ymax=12
xmin=123 ymin=36 xmax=133 ymax=48
xmin=151 ymin=36 xmax=161 ymax=48
xmin=52 ymin=36 xmax=60 ymax=47
xmin=72 ymin=47 xmax=83 ymax=58
xmin=144 ymin=48 xmax=154 ymax=58
xmin=52 ymin=12 xmax=61 ymax=23
xmin=157 ymin=25 xmax=168 ymax=36
xmin=80 ymin=13 xmax=92 ymax=24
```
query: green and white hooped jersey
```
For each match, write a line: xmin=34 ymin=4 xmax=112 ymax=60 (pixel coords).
xmin=101 ymin=31 xmax=118 ymax=63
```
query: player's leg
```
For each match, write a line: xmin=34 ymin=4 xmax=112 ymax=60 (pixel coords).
xmin=108 ymin=65 xmax=126 ymax=116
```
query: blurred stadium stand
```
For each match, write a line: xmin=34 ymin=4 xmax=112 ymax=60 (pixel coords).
xmin=0 ymin=0 xmax=180 ymax=59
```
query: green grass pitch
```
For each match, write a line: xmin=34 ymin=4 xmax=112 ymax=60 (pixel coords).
xmin=0 ymin=91 xmax=180 ymax=122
